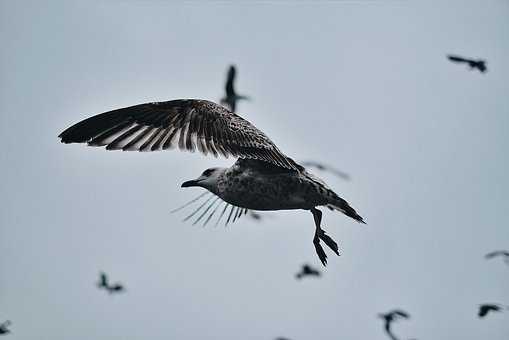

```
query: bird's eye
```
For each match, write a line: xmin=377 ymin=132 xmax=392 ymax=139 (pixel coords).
xmin=202 ymin=169 xmax=213 ymax=177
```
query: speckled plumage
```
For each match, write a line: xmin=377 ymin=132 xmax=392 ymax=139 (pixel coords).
xmin=218 ymin=159 xmax=342 ymax=211
xmin=59 ymin=98 xmax=365 ymax=265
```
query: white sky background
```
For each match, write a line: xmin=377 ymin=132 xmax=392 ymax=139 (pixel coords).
xmin=1 ymin=1 xmax=508 ymax=339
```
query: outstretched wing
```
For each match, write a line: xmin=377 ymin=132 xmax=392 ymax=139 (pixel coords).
xmin=447 ymin=55 xmax=469 ymax=63
xmin=301 ymin=161 xmax=350 ymax=180
xmin=100 ymin=272 xmax=107 ymax=284
xmin=225 ymin=65 xmax=236 ymax=97
xmin=484 ymin=251 xmax=505 ymax=259
xmin=393 ymin=310 xmax=410 ymax=319
xmin=478 ymin=305 xmax=498 ymax=317
xmin=59 ymin=99 xmax=298 ymax=170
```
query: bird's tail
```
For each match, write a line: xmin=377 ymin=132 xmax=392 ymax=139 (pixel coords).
xmin=326 ymin=195 xmax=365 ymax=224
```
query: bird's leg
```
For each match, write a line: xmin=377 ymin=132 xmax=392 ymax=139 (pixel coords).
xmin=312 ymin=208 xmax=339 ymax=254
xmin=311 ymin=208 xmax=340 ymax=266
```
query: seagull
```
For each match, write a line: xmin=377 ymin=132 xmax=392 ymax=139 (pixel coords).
xmin=447 ymin=55 xmax=487 ymax=73
xmin=378 ymin=310 xmax=410 ymax=340
xmin=59 ymin=99 xmax=365 ymax=265
xmin=220 ymin=65 xmax=250 ymax=112
xmin=0 ymin=321 xmax=11 ymax=335
xmin=97 ymin=272 xmax=125 ymax=294
xmin=300 ymin=161 xmax=350 ymax=180
xmin=484 ymin=250 xmax=509 ymax=265
xmin=295 ymin=264 xmax=321 ymax=279
xmin=478 ymin=304 xmax=507 ymax=318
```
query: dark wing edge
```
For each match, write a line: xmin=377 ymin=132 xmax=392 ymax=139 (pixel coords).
xmin=58 ymin=99 xmax=299 ymax=171
xmin=447 ymin=55 xmax=468 ymax=63
xmin=393 ymin=310 xmax=410 ymax=318
xmin=225 ymin=65 xmax=236 ymax=96
xmin=484 ymin=251 xmax=508 ymax=259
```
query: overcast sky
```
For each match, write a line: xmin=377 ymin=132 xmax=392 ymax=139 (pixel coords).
xmin=1 ymin=1 xmax=508 ymax=339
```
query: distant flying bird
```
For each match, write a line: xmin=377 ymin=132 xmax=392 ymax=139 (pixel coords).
xmin=246 ymin=210 xmax=269 ymax=222
xmin=447 ymin=55 xmax=487 ymax=73
xmin=59 ymin=99 xmax=365 ymax=266
xmin=220 ymin=65 xmax=250 ymax=112
xmin=484 ymin=250 xmax=509 ymax=265
xmin=248 ymin=211 xmax=262 ymax=221
xmin=300 ymin=161 xmax=350 ymax=180
xmin=478 ymin=304 xmax=506 ymax=318
xmin=295 ymin=264 xmax=321 ymax=279
xmin=378 ymin=310 xmax=410 ymax=340
xmin=97 ymin=272 xmax=125 ymax=294
xmin=0 ymin=321 xmax=11 ymax=335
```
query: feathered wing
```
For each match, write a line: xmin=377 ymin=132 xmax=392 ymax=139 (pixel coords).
xmin=98 ymin=272 xmax=108 ymax=287
xmin=393 ymin=310 xmax=410 ymax=319
xmin=484 ymin=250 xmax=509 ymax=259
xmin=485 ymin=251 xmax=502 ymax=259
xmin=301 ymin=161 xmax=350 ymax=180
xmin=478 ymin=305 xmax=500 ymax=317
xmin=225 ymin=65 xmax=236 ymax=97
xmin=59 ymin=99 xmax=299 ymax=170
xmin=447 ymin=55 xmax=469 ymax=63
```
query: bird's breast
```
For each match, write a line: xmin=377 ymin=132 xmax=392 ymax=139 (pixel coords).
xmin=217 ymin=168 xmax=322 ymax=211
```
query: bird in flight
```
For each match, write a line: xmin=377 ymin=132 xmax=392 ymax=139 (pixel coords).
xmin=478 ymin=304 xmax=507 ymax=318
xmin=0 ymin=321 xmax=11 ymax=335
xmin=447 ymin=55 xmax=487 ymax=73
xmin=484 ymin=250 xmax=509 ymax=265
xmin=220 ymin=65 xmax=250 ymax=112
xmin=300 ymin=161 xmax=350 ymax=180
xmin=97 ymin=272 xmax=125 ymax=294
xmin=59 ymin=99 xmax=365 ymax=265
xmin=295 ymin=264 xmax=321 ymax=279
xmin=378 ymin=310 xmax=410 ymax=340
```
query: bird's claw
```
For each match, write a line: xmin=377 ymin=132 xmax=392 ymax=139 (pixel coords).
xmin=313 ymin=236 xmax=328 ymax=266
xmin=318 ymin=229 xmax=340 ymax=256
xmin=313 ymin=229 xmax=340 ymax=266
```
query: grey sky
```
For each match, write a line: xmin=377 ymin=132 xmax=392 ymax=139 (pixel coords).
xmin=1 ymin=1 xmax=508 ymax=339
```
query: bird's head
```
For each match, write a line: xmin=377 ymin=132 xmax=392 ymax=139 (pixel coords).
xmin=181 ymin=167 xmax=224 ymax=192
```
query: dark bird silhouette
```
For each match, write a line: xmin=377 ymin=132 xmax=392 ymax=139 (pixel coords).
xmin=447 ymin=55 xmax=487 ymax=73
xmin=378 ymin=310 xmax=410 ymax=340
xmin=220 ymin=65 xmax=250 ymax=112
xmin=478 ymin=304 xmax=506 ymax=318
xmin=97 ymin=272 xmax=125 ymax=294
xmin=0 ymin=321 xmax=11 ymax=335
xmin=301 ymin=161 xmax=350 ymax=180
xmin=295 ymin=264 xmax=321 ymax=279
xmin=484 ymin=250 xmax=509 ymax=265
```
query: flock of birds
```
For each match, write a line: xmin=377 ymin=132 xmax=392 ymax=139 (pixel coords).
xmin=285 ymin=248 xmax=509 ymax=340
xmin=0 ymin=54 xmax=499 ymax=338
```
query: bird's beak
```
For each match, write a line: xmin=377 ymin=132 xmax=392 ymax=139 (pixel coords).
xmin=181 ymin=179 xmax=201 ymax=188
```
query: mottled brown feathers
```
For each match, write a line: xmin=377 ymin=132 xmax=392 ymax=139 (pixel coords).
xmin=59 ymin=99 xmax=298 ymax=170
